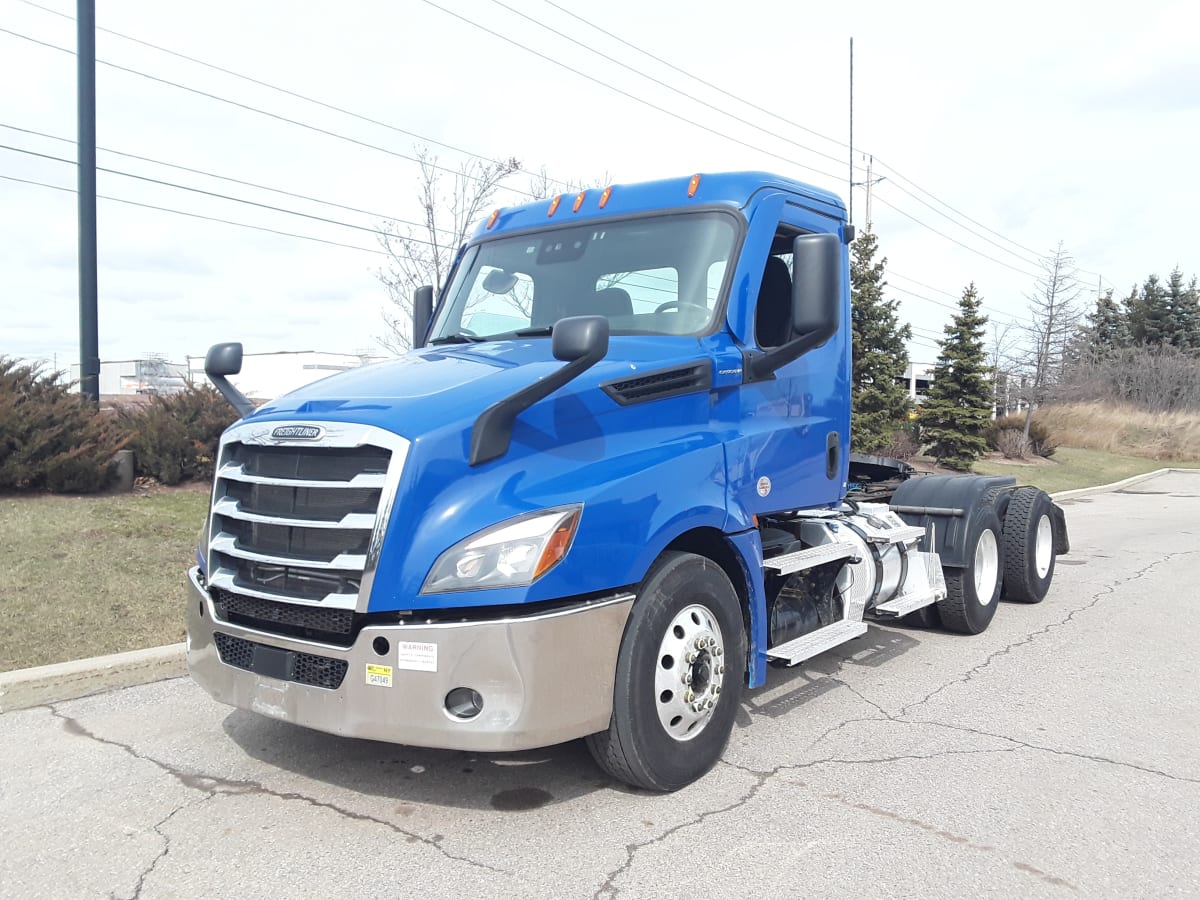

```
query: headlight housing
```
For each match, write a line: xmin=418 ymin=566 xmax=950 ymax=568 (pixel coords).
xmin=420 ymin=505 xmax=582 ymax=594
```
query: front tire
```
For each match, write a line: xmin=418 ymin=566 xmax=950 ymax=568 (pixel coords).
xmin=937 ymin=508 xmax=1003 ymax=634
xmin=586 ymin=551 xmax=746 ymax=792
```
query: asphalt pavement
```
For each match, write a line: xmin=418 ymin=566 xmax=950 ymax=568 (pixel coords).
xmin=3 ymin=471 xmax=1198 ymax=899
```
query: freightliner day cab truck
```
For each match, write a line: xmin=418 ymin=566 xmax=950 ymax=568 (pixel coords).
xmin=188 ymin=171 xmax=1069 ymax=791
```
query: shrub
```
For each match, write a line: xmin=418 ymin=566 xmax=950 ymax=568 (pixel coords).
xmin=881 ymin=424 xmax=920 ymax=461
xmin=994 ymin=428 xmax=1030 ymax=459
xmin=116 ymin=386 xmax=237 ymax=485
xmin=988 ymin=413 xmax=1057 ymax=458
xmin=0 ymin=357 xmax=125 ymax=493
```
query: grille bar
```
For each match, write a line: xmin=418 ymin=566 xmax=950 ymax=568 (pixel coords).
xmin=217 ymin=462 xmax=387 ymax=489
xmin=211 ymin=533 xmax=367 ymax=570
xmin=212 ymin=497 xmax=376 ymax=530
xmin=208 ymin=569 xmax=359 ymax=609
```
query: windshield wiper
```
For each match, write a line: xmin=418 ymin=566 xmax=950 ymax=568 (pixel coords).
xmin=511 ymin=326 xmax=553 ymax=337
xmin=429 ymin=332 xmax=486 ymax=345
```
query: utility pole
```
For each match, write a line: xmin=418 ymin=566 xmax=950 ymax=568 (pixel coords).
xmin=78 ymin=0 xmax=99 ymax=404
xmin=863 ymin=155 xmax=886 ymax=231
xmin=848 ymin=37 xmax=854 ymax=225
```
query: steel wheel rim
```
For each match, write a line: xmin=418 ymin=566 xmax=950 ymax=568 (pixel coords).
xmin=974 ymin=529 xmax=999 ymax=605
xmin=653 ymin=603 xmax=725 ymax=741
xmin=1035 ymin=515 xmax=1053 ymax=579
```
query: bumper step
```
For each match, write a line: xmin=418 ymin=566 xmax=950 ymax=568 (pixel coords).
xmin=764 ymin=543 xmax=857 ymax=576
xmin=766 ymin=620 xmax=868 ymax=666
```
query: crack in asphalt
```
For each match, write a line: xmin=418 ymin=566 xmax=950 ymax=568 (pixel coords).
xmin=47 ymin=706 xmax=509 ymax=878
xmin=819 ymin=791 xmax=1078 ymax=891
xmin=899 ymin=550 xmax=1196 ymax=718
xmin=114 ymin=796 xmax=212 ymax=900
xmin=594 ymin=743 xmax=1027 ymax=899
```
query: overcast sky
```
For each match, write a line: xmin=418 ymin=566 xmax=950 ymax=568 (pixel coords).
xmin=2 ymin=0 xmax=1196 ymax=371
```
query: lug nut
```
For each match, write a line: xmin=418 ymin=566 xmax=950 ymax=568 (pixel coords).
xmin=685 ymin=651 xmax=697 ymax=664
xmin=684 ymin=689 xmax=695 ymax=703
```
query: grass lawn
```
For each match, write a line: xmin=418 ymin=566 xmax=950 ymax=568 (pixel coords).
xmin=973 ymin=447 xmax=1200 ymax=495
xmin=0 ymin=488 xmax=208 ymax=672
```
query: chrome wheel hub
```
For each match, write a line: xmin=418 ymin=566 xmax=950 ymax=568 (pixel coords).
xmin=654 ymin=604 xmax=725 ymax=741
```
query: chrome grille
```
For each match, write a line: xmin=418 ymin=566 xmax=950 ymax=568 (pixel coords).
xmin=206 ymin=422 xmax=409 ymax=613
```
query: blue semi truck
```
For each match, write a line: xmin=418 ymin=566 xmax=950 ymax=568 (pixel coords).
xmin=188 ymin=171 xmax=1068 ymax=791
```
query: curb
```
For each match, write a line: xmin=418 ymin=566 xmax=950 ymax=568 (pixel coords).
xmin=3 ymin=469 xmax=1196 ymax=714
xmin=0 ymin=643 xmax=186 ymax=713
xmin=1050 ymin=467 xmax=1195 ymax=501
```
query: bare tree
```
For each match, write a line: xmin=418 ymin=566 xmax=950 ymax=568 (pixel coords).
xmin=987 ymin=320 xmax=1019 ymax=416
xmin=377 ymin=155 xmax=615 ymax=352
xmin=1019 ymin=242 xmax=1082 ymax=438
xmin=377 ymin=149 xmax=521 ymax=352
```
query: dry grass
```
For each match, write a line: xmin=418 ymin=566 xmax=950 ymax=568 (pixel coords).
xmin=1036 ymin=402 xmax=1200 ymax=461
xmin=0 ymin=488 xmax=207 ymax=671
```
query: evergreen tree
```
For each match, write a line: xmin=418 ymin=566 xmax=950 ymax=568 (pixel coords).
xmin=1121 ymin=282 xmax=1144 ymax=344
xmin=1082 ymin=288 xmax=1128 ymax=358
xmin=1165 ymin=268 xmax=1200 ymax=350
xmin=849 ymin=230 xmax=912 ymax=452
xmin=921 ymin=283 xmax=992 ymax=471
xmin=1138 ymin=274 xmax=1172 ymax=346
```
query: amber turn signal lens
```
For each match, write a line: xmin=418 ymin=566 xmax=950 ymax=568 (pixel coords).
xmin=599 ymin=186 xmax=612 ymax=208
xmin=547 ymin=195 xmax=562 ymax=216
xmin=534 ymin=509 xmax=581 ymax=580
xmin=687 ymin=174 xmax=701 ymax=198
xmin=486 ymin=209 xmax=500 ymax=229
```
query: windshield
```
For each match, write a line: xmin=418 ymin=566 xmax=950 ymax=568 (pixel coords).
xmin=430 ymin=212 xmax=739 ymax=342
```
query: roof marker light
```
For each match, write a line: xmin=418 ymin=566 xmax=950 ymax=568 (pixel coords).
xmin=547 ymin=195 xmax=562 ymax=217
xmin=687 ymin=174 xmax=701 ymax=198
xmin=598 ymin=186 xmax=613 ymax=208
xmin=572 ymin=190 xmax=587 ymax=213
xmin=486 ymin=209 xmax=500 ymax=230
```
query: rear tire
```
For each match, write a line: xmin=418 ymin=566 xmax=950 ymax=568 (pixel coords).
xmin=586 ymin=551 xmax=745 ymax=792
xmin=937 ymin=508 xmax=1003 ymax=634
xmin=1002 ymin=487 xmax=1056 ymax=603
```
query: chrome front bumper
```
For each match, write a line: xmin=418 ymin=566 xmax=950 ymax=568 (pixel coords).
xmin=185 ymin=568 xmax=634 ymax=752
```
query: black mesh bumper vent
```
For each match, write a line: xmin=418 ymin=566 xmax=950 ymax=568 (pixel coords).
xmin=213 ymin=632 xmax=348 ymax=689
xmin=213 ymin=589 xmax=355 ymax=645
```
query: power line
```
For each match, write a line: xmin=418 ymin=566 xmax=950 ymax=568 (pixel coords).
xmin=0 ymin=25 xmax=545 ymax=200
xmin=485 ymin=0 xmax=857 ymax=175
xmin=0 ymin=142 xmax=444 ymax=247
xmin=1 ymin=173 xmax=391 ymax=257
xmin=0 ymin=123 xmax=462 ymax=240
xmin=540 ymin=0 xmax=852 ymax=154
xmin=14 ymin=0 xmax=575 ymax=193
xmin=872 ymin=192 xmax=1040 ymax=279
xmin=537 ymin=2 xmax=1109 ymax=285
xmin=415 ymin=0 xmax=845 ymax=185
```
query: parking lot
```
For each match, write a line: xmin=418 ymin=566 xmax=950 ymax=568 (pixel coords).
xmin=3 ymin=471 xmax=1198 ymax=899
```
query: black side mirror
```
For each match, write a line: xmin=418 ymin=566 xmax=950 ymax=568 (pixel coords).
xmin=552 ymin=314 xmax=609 ymax=363
xmin=204 ymin=342 xmax=243 ymax=377
xmin=791 ymin=232 xmax=841 ymax=340
xmin=412 ymin=285 xmax=434 ymax=349
xmin=746 ymin=232 xmax=842 ymax=380
xmin=203 ymin=342 xmax=255 ymax=418
xmin=470 ymin=316 xmax=609 ymax=466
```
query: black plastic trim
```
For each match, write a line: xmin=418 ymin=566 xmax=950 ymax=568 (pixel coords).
xmin=600 ymin=362 xmax=711 ymax=406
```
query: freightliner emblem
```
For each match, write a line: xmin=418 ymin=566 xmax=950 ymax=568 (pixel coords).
xmin=271 ymin=424 xmax=324 ymax=441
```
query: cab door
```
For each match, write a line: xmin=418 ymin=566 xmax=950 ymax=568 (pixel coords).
xmin=721 ymin=194 xmax=851 ymax=519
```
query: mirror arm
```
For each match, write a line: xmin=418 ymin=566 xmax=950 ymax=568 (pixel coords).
xmin=207 ymin=373 xmax=256 ymax=419
xmin=742 ymin=326 xmax=836 ymax=383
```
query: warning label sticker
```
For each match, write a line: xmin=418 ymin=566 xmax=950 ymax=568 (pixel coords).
xmin=396 ymin=641 xmax=438 ymax=673
xmin=365 ymin=664 xmax=393 ymax=687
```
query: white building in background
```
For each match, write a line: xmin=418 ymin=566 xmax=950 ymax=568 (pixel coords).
xmin=70 ymin=355 xmax=189 ymax=396
xmin=901 ymin=362 xmax=936 ymax=403
xmin=185 ymin=350 xmax=388 ymax=403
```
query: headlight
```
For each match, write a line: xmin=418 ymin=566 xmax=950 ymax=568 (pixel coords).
xmin=421 ymin=505 xmax=582 ymax=594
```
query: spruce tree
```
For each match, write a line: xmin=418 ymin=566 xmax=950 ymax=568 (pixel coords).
xmin=1082 ymin=288 xmax=1128 ymax=358
xmin=1166 ymin=268 xmax=1200 ymax=350
xmin=921 ymin=283 xmax=992 ymax=471
xmin=849 ymin=230 xmax=912 ymax=452
xmin=1138 ymin=274 xmax=1172 ymax=346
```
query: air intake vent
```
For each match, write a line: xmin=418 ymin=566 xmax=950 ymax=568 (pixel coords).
xmin=602 ymin=362 xmax=711 ymax=406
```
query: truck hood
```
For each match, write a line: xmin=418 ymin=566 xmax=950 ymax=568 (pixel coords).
xmin=249 ymin=335 xmax=714 ymax=436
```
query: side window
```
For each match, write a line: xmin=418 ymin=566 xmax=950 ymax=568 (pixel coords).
xmin=461 ymin=266 xmax=535 ymax=335
xmin=755 ymin=228 xmax=797 ymax=348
